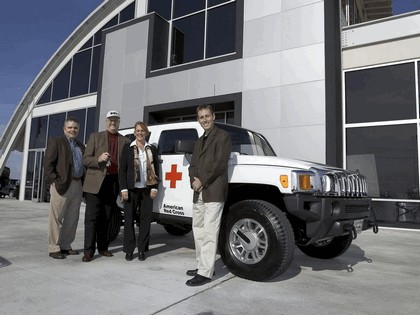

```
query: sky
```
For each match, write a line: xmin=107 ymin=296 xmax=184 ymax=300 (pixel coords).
xmin=1 ymin=0 xmax=420 ymax=179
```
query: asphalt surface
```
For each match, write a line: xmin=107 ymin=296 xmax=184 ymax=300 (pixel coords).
xmin=0 ymin=197 xmax=419 ymax=315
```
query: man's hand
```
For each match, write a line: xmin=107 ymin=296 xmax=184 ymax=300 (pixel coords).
xmin=192 ymin=177 xmax=203 ymax=192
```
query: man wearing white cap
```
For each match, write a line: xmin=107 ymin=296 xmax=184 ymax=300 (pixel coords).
xmin=81 ymin=110 xmax=130 ymax=262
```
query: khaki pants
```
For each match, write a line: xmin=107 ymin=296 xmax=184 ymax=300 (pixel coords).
xmin=192 ymin=192 xmax=224 ymax=279
xmin=48 ymin=180 xmax=82 ymax=253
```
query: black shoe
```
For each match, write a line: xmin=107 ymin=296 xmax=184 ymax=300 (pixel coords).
xmin=186 ymin=269 xmax=215 ymax=277
xmin=49 ymin=251 xmax=66 ymax=259
xmin=61 ymin=249 xmax=79 ymax=255
xmin=138 ymin=252 xmax=146 ymax=261
xmin=186 ymin=274 xmax=211 ymax=287
xmin=125 ymin=253 xmax=134 ymax=261
xmin=82 ymin=252 xmax=93 ymax=262
xmin=99 ymin=250 xmax=113 ymax=257
xmin=186 ymin=269 xmax=198 ymax=276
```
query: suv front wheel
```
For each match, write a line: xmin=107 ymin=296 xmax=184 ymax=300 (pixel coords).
xmin=219 ymin=200 xmax=295 ymax=281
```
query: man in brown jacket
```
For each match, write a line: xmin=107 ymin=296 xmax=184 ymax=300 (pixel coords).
xmin=82 ymin=110 xmax=130 ymax=262
xmin=186 ymin=105 xmax=232 ymax=286
xmin=44 ymin=117 xmax=85 ymax=259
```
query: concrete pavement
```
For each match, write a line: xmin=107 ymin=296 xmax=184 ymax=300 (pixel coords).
xmin=0 ymin=198 xmax=419 ymax=315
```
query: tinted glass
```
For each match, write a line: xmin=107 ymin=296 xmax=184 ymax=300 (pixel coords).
xmin=37 ymin=84 xmax=52 ymax=105
xmin=94 ymin=15 xmax=118 ymax=45
xmin=206 ymin=2 xmax=236 ymax=58
xmin=119 ymin=2 xmax=135 ymax=23
xmin=67 ymin=109 xmax=86 ymax=143
xmin=52 ymin=61 xmax=71 ymax=101
xmin=346 ymin=124 xmax=418 ymax=199
xmin=173 ymin=0 xmax=205 ymax=18
xmin=208 ymin=0 xmax=230 ymax=7
xmin=85 ymin=107 xmax=96 ymax=143
xmin=79 ymin=37 xmax=93 ymax=51
xmin=345 ymin=63 xmax=416 ymax=123
xmin=171 ymin=13 xmax=205 ymax=65
xmin=148 ymin=0 xmax=172 ymax=20
xmin=158 ymin=129 xmax=198 ymax=154
xmin=29 ymin=116 xmax=48 ymax=149
xmin=89 ymin=46 xmax=101 ymax=93
xmin=47 ymin=113 xmax=66 ymax=139
xmin=70 ymin=49 xmax=91 ymax=97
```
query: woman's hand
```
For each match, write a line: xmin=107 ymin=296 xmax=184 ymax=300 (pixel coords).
xmin=150 ymin=189 xmax=158 ymax=199
xmin=121 ymin=191 xmax=129 ymax=201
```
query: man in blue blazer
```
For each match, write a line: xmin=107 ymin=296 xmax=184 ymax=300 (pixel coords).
xmin=44 ymin=117 xmax=85 ymax=259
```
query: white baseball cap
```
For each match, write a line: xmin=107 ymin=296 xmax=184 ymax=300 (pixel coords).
xmin=106 ymin=110 xmax=120 ymax=119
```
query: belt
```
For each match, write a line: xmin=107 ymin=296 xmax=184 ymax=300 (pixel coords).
xmin=72 ymin=177 xmax=82 ymax=180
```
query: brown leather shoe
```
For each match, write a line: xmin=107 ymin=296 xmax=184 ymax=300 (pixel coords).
xmin=49 ymin=251 xmax=66 ymax=259
xmin=61 ymin=249 xmax=79 ymax=255
xmin=82 ymin=253 xmax=93 ymax=262
xmin=99 ymin=250 xmax=113 ymax=257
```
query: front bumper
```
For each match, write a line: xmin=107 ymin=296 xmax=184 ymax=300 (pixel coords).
xmin=283 ymin=194 xmax=375 ymax=243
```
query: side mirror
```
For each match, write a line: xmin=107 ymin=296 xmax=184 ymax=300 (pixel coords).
xmin=175 ymin=140 xmax=195 ymax=154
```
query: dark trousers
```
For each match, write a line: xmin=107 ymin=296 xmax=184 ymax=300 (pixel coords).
xmin=84 ymin=174 xmax=118 ymax=254
xmin=123 ymin=187 xmax=153 ymax=254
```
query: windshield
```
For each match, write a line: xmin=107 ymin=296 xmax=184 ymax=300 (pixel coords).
xmin=216 ymin=123 xmax=276 ymax=156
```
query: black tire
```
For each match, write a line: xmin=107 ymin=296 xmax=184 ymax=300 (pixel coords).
xmin=109 ymin=206 xmax=123 ymax=242
xmin=297 ymin=234 xmax=353 ymax=259
xmin=163 ymin=224 xmax=192 ymax=236
xmin=219 ymin=200 xmax=295 ymax=281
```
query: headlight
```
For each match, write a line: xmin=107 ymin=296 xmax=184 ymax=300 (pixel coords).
xmin=291 ymin=171 xmax=316 ymax=193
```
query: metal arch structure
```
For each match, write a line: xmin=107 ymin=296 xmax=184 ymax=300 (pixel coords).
xmin=0 ymin=0 xmax=130 ymax=194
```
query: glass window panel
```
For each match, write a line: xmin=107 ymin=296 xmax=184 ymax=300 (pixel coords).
xmin=29 ymin=116 xmax=48 ymax=149
xmin=119 ymin=2 xmax=135 ymax=23
xmin=79 ymin=37 xmax=93 ymax=51
xmin=346 ymin=124 xmax=418 ymax=199
xmin=67 ymin=109 xmax=86 ymax=143
xmin=70 ymin=49 xmax=92 ymax=97
xmin=171 ymin=13 xmax=205 ymax=65
xmin=206 ymin=2 xmax=236 ymax=58
xmin=85 ymin=107 xmax=96 ymax=143
xmin=25 ymin=151 xmax=35 ymax=200
xmin=148 ymin=0 xmax=172 ymax=20
xmin=37 ymin=84 xmax=52 ymax=105
xmin=89 ymin=46 xmax=101 ymax=93
xmin=94 ymin=15 xmax=118 ymax=45
xmin=173 ymin=0 xmax=205 ymax=18
xmin=158 ymin=129 xmax=198 ymax=154
xmin=47 ymin=113 xmax=66 ymax=139
xmin=51 ymin=61 xmax=71 ymax=101
xmin=208 ymin=0 xmax=230 ymax=7
xmin=345 ymin=63 xmax=416 ymax=123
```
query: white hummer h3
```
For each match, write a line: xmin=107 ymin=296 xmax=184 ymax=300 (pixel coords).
xmin=114 ymin=121 xmax=378 ymax=281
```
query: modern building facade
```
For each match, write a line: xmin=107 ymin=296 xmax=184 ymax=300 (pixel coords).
xmin=0 ymin=0 xmax=419 ymax=226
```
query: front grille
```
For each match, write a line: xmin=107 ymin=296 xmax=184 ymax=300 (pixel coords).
xmin=321 ymin=171 xmax=368 ymax=197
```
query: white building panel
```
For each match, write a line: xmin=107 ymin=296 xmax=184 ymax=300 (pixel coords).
xmin=281 ymin=43 xmax=325 ymax=85
xmin=242 ymin=87 xmax=282 ymax=130
xmin=281 ymin=1 xmax=324 ymax=50
xmin=282 ymin=0 xmax=322 ymax=12
xmin=243 ymin=52 xmax=282 ymax=91
xmin=243 ymin=0 xmax=281 ymax=22
xmin=243 ymin=12 xmax=282 ymax=58
xmin=281 ymin=80 xmax=325 ymax=128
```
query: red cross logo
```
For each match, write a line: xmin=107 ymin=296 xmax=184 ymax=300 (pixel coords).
xmin=165 ymin=164 xmax=182 ymax=188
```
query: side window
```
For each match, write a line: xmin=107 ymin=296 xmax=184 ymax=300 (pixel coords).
xmin=158 ymin=129 xmax=198 ymax=154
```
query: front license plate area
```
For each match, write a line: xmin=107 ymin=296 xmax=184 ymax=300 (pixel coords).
xmin=353 ymin=219 xmax=364 ymax=234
